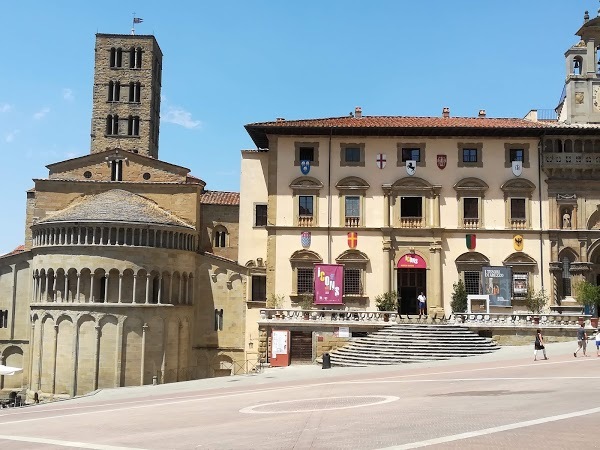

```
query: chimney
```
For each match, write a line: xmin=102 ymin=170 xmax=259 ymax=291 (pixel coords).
xmin=276 ymin=117 xmax=285 ymax=122
xmin=355 ymin=106 xmax=362 ymax=118
xmin=442 ymin=107 xmax=450 ymax=118
xmin=478 ymin=109 xmax=486 ymax=118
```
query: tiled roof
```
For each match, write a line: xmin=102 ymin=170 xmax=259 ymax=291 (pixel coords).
xmin=200 ymin=191 xmax=240 ymax=206
xmin=247 ymin=116 xmax=547 ymax=129
xmin=1 ymin=245 xmax=25 ymax=258
xmin=38 ymin=189 xmax=194 ymax=228
xmin=244 ymin=115 xmax=552 ymax=148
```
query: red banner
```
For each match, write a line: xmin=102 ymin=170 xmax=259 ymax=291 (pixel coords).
xmin=397 ymin=253 xmax=427 ymax=269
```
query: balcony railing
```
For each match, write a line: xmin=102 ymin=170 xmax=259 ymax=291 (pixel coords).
xmin=400 ymin=216 xmax=423 ymax=228
xmin=345 ymin=216 xmax=360 ymax=227
xmin=510 ymin=218 xmax=527 ymax=229
xmin=463 ymin=218 xmax=479 ymax=229
xmin=543 ymin=153 xmax=600 ymax=168
xmin=298 ymin=215 xmax=314 ymax=227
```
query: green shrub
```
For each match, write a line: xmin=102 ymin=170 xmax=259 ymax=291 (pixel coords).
xmin=375 ymin=291 xmax=398 ymax=311
xmin=450 ymin=280 xmax=468 ymax=313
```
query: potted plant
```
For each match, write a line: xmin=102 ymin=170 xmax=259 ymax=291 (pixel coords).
xmin=524 ymin=287 xmax=549 ymax=324
xmin=298 ymin=293 xmax=314 ymax=320
xmin=451 ymin=280 xmax=468 ymax=322
xmin=574 ymin=280 xmax=600 ymax=327
xmin=266 ymin=293 xmax=284 ymax=318
xmin=375 ymin=291 xmax=398 ymax=321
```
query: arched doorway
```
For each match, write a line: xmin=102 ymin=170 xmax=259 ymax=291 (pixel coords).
xmin=396 ymin=254 xmax=427 ymax=315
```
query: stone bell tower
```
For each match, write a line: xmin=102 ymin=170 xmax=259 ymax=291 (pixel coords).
xmin=90 ymin=33 xmax=162 ymax=158
xmin=558 ymin=10 xmax=600 ymax=124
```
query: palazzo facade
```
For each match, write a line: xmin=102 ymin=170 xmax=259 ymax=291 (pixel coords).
xmin=238 ymin=11 xmax=600 ymax=341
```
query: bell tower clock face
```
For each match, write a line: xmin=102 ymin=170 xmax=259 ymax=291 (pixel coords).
xmin=594 ymin=85 xmax=600 ymax=112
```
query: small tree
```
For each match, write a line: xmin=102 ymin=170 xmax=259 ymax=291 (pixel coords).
xmin=298 ymin=293 xmax=314 ymax=310
xmin=574 ymin=280 xmax=600 ymax=314
xmin=524 ymin=287 xmax=549 ymax=314
xmin=266 ymin=293 xmax=284 ymax=309
xmin=450 ymin=280 xmax=468 ymax=313
xmin=375 ymin=291 xmax=398 ymax=311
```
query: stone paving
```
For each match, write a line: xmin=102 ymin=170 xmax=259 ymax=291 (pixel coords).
xmin=0 ymin=340 xmax=598 ymax=449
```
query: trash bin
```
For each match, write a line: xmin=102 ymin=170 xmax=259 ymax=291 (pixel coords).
xmin=152 ymin=375 xmax=158 ymax=386
xmin=322 ymin=353 xmax=331 ymax=369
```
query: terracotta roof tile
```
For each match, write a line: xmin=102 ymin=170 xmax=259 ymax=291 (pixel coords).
xmin=247 ymin=116 xmax=547 ymax=129
xmin=200 ymin=191 xmax=240 ymax=206
xmin=1 ymin=245 xmax=25 ymax=258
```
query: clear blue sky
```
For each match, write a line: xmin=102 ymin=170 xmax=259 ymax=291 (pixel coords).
xmin=0 ymin=1 xmax=591 ymax=254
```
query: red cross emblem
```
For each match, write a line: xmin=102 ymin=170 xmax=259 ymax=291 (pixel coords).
xmin=347 ymin=232 xmax=358 ymax=249
xmin=376 ymin=153 xmax=387 ymax=169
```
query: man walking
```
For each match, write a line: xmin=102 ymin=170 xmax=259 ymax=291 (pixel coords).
xmin=574 ymin=323 xmax=588 ymax=357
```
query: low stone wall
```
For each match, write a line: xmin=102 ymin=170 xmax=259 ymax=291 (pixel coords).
xmin=466 ymin=325 xmax=588 ymax=346
xmin=314 ymin=331 xmax=351 ymax=358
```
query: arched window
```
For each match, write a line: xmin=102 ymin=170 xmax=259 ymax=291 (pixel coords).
xmin=109 ymin=48 xmax=116 ymax=67
xmin=573 ymin=56 xmax=583 ymax=75
xmin=106 ymin=114 xmax=120 ymax=135
xmin=213 ymin=226 xmax=228 ymax=248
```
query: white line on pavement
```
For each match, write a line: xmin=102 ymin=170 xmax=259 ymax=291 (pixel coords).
xmin=380 ymin=405 xmax=600 ymax=449
xmin=0 ymin=434 xmax=144 ymax=449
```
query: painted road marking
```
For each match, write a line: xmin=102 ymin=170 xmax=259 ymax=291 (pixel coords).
xmin=381 ymin=405 xmax=600 ymax=449
xmin=0 ymin=434 xmax=144 ymax=449
xmin=239 ymin=395 xmax=399 ymax=414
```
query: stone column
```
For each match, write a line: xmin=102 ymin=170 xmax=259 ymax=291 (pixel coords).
xmin=114 ymin=320 xmax=124 ymax=387
xmin=76 ymin=272 xmax=81 ymax=303
xmin=46 ymin=273 xmax=51 ymax=302
xmin=93 ymin=325 xmax=100 ymax=391
xmin=429 ymin=245 xmax=443 ymax=313
xmin=157 ymin=276 xmax=162 ymax=304
xmin=189 ymin=277 xmax=194 ymax=305
xmin=52 ymin=324 xmax=58 ymax=394
xmin=145 ymin=274 xmax=150 ymax=304
xmin=28 ymin=323 xmax=35 ymax=390
xmin=433 ymin=189 xmax=441 ymax=228
xmin=90 ymin=275 xmax=95 ymax=303
xmin=132 ymin=275 xmax=137 ymax=304
xmin=383 ymin=241 xmax=392 ymax=293
xmin=140 ymin=323 xmax=148 ymax=385
xmin=382 ymin=185 xmax=391 ymax=228
xmin=118 ymin=274 xmax=123 ymax=303
xmin=71 ymin=324 xmax=79 ymax=397
xmin=104 ymin=275 xmax=109 ymax=303
xmin=37 ymin=321 xmax=44 ymax=390
xmin=64 ymin=274 xmax=68 ymax=303
xmin=573 ymin=204 xmax=578 ymax=229
xmin=178 ymin=276 xmax=183 ymax=306
xmin=168 ymin=274 xmax=173 ymax=304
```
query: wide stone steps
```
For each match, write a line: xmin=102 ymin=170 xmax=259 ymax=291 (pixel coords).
xmin=323 ymin=324 xmax=499 ymax=367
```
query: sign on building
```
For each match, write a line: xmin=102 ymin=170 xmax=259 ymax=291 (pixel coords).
xmin=481 ymin=266 xmax=512 ymax=307
xmin=314 ymin=264 xmax=344 ymax=305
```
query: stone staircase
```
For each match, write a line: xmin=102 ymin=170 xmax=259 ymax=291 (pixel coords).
xmin=322 ymin=324 xmax=500 ymax=367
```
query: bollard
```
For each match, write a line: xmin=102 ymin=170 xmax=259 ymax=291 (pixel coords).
xmin=322 ymin=353 xmax=331 ymax=369
xmin=152 ymin=375 xmax=158 ymax=386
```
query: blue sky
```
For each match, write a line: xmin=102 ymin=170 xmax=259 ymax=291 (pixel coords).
xmin=0 ymin=1 xmax=590 ymax=254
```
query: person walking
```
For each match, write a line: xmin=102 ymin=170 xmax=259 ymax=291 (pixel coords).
xmin=574 ymin=323 xmax=588 ymax=357
xmin=534 ymin=328 xmax=548 ymax=361
xmin=417 ymin=292 xmax=427 ymax=317
xmin=596 ymin=327 xmax=600 ymax=357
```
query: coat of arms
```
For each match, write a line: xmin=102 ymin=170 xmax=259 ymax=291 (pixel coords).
xmin=301 ymin=231 xmax=311 ymax=248
xmin=347 ymin=232 xmax=358 ymax=249
xmin=405 ymin=160 xmax=416 ymax=176
xmin=300 ymin=160 xmax=311 ymax=175
xmin=466 ymin=234 xmax=476 ymax=250
xmin=512 ymin=160 xmax=522 ymax=177
xmin=437 ymin=154 xmax=447 ymax=170
xmin=513 ymin=235 xmax=524 ymax=251
xmin=376 ymin=153 xmax=387 ymax=169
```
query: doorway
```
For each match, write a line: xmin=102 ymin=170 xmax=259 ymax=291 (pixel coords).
xmin=397 ymin=268 xmax=426 ymax=315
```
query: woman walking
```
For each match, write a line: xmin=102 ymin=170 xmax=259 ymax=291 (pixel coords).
xmin=534 ymin=328 xmax=548 ymax=361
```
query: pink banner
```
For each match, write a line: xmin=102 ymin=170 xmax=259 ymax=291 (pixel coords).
xmin=397 ymin=253 xmax=427 ymax=269
xmin=314 ymin=264 xmax=344 ymax=304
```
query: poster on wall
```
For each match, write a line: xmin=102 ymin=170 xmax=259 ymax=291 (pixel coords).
xmin=481 ymin=266 xmax=512 ymax=307
xmin=513 ymin=273 xmax=528 ymax=296
xmin=314 ymin=264 xmax=344 ymax=305
xmin=271 ymin=330 xmax=288 ymax=359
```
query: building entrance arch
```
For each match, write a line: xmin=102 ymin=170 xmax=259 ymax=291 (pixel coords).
xmin=396 ymin=254 xmax=427 ymax=315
